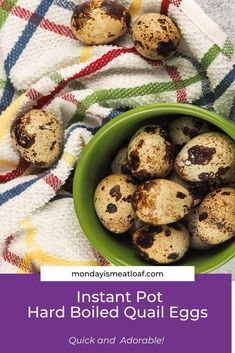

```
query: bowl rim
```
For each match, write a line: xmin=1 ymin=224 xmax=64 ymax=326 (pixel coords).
xmin=73 ymin=103 xmax=235 ymax=271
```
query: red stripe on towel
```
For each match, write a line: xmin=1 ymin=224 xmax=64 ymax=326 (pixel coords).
xmin=26 ymin=88 xmax=43 ymax=101
xmin=164 ymin=64 xmax=187 ymax=103
xmin=2 ymin=236 xmax=33 ymax=273
xmin=43 ymin=173 xmax=62 ymax=192
xmin=61 ymin=93 xmax=80 ymax=106
xmin=11 ymin=5 xmax=74 ymax=39
xmin=34 ymin=47 xmax=135 ymax=108
xmin=161 ymin=0 xmax=182 ymax=15
xmin=0 ymin=158 xmax=30 ymax=184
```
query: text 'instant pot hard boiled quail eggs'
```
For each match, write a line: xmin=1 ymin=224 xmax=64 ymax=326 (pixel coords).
xmin=131 ymin=13 xmax=181 ymax=60
xmin=132 ymin=179 xmax=193 ymax=225
xmin=127 ymin=125 xmax=173 ymax=180
xmin=195 ymin=187 xmax=235 ymax=245
xmin=133 ymin=223 xmax=190 ymax=264
xmin=70 ymin=0 xmax=131 ymax=45
xmin=94 ymin=174 xmax=136 ymax=233
xmin=11 ymin=109 xmax=63 ymax=168
xmin=175 ymin=132 xmax=235 ymax=182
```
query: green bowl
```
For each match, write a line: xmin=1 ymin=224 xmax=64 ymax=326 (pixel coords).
xmin=73 ymin=103 xmax=235 ymax=272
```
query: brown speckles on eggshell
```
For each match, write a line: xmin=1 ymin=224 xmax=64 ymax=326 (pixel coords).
xmin=187 ymin=145 xmax=216 ymax=165
xmin=111 ymin=146 xmax=131 ymax=175
xmin=106 ymin=203 xmax=117 ymax=213
xmin=167 ymin=252 xmax=179 ymax=260
xmin=176 ymin=191 xmax=186 ymax=199
xmin=133 ymin=223 xmax=189 ymax=264
xmin=131 ymin=13 xmax=181 ymax=60
xmin=70 ymin=0 xmax=130 ymax=44
xmin=165 ymin=229 xmax=172 ymax=237
xmin=198 ymin=212 xmax=208 ymax=221
xmin=127 ymin=125 xmax=173 ymax=180
xmin=94 ymin=174 xmax=136 ymax=233
xmin=132 ymin=179 xmax=193 ymax=225
xmin=109 ymin=185 xmax=121 ymax=201
xmin=11 ymin=109 xmax=63 ymax=168
xmin=169 ymin=116 xmax=210 ymax=148
xmin=195 ymin=187 xmax=235 ymax=245
xmin=156 ymin=40 xmax=177 ymax=57
xmin=175 ymin=132 xmax=235 ymax=182
xmin=129 ymin=151 xmax=140 ymax=171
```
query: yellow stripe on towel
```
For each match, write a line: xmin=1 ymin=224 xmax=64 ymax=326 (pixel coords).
xmin=62 ymin=151 xmax=76 ymax=166
xmin=21 ymin=218 xmax=36 ymax=249
xmin=0 ymin=160 xmax=17 ymax=169
xmin=80 ymin=46 xmax=93 ymax=63
xmin=0 ymin=95 xmax=24 ymax=145
xmin=24 ymin=250 xmax=99 ymax=266
xmin=129 ymin=0 xmax=142 ymax=18
xmin=21 ymin=218 xmax=99 ymax=268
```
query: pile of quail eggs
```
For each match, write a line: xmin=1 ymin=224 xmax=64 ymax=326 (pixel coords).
xmin=94 ymin=116 xmax=235 ymax=265
xmin=70 ymin=0 xmax=181 ymax=61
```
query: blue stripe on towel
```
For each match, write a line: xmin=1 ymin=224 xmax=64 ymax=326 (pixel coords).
xmin=0 ymin=175 xmax=42 ymax=207
xmin=0 ymin=0 xmax=54 ymax=111
xmin=0 ymin=79 xmax=15 ymax=113
xmin=0 ymin=124 xmax=89 ymax=206
xmin=193 ymin=65 xmax=235 ymax=107
xmin=54 ymin=0 xmax=76 ymax=11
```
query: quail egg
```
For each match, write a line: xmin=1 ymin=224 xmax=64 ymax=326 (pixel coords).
xmin=131 ymin=13 xmax=181 ymax=60
xmin=132 ymin=179 xmax=193 ymax=225
xmin=186 ymin=208 xmax=214 ymax=250
xmin=128 ymin=217 xmax=146 ymax=235
xmin=11 ymin=109 xmax=63 ymax=168
xmin=127 ymin=125 xmax=173 ymax=180
xmin=111 ymin=146 xmax=131 ymax=175
xmin=196 ymin=187 xmax=235 ymax=245
xmin=70 ymin=0 xmax=131 ymax=45
xmin=94 ymin=174 xmax=136 ymax=233
xmin=133 ymin=223 xmax=190 ymax=264
xmin=210 ymin=163 xmax=235 ymax=190
xmin=169 ymin=116 xmax=210 ymax=152
xmin=169 ymin=172 xmax=208 ymax=206
xmin=175 ymin=132 xmax=235 ymax=182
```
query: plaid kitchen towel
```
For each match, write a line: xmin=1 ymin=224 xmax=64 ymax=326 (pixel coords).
xmin=0 ymin=0 xmax=234 ymax=273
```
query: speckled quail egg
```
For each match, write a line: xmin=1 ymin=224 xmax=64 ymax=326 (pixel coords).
xmin=70 ymin=0 xmax=131 ymax=45
xmin=127 ymin=125 xmax=173 ymax=180
xmin=219 ymin=163 xmax=235 ymax=185
xmin=175 ymin=132 xmax=235 ymax=182
xmin=209 ymin=163 xmax=235 ymax=190
xmin=132 ymin=179 xmax=193 ymax=225
xmin=169 ymin=116 xmax=210 ymax=152
xmin=131 ymin=13 xmax=181 ymax=60
xmin=11 ymin=109 xmax=63 ymax=168
xmin=111 ymin=146 xmax=131 ymax=175
xmin=128 ymin=217 xmax=146 ymax=235
xmin=169 ymin=172 xmax=208 ymax=206
xmin=195 ymin=187 xmax=235 ymax=245
xmin=186 ymin=208 xmax=214 ymax=250
xmin=133 ymin=223 xmax=190 ymax=264
xmin=94 ymin=174 xmax=136 ymax=233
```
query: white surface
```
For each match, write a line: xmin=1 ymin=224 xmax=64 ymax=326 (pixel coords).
xmin=197 ymin=0 xmax=235 ymax=42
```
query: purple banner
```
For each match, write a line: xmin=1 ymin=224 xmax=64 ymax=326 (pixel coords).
xmin=0 ymin=274 xmax=231 ymax=353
